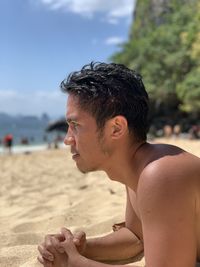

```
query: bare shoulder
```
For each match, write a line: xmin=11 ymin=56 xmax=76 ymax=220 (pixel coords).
xmin=139 ymin=143 xmax=200 ymax=185
xmin=137 ymin=143 xmax=200 ymax=215
xmin=135 ymin=144 xmax=199 ymax=266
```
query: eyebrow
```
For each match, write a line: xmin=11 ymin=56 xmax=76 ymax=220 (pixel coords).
xmin=66 ymin=117 xmax=78 ymax=124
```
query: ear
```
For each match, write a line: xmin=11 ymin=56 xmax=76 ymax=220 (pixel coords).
xmin=109 ymin=116 xmax=128 ymax=139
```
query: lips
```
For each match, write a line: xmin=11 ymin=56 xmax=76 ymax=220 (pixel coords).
xmin=71 ymin=151 xmax=79 ymax=156
xmin=72 ymin=153 xmax=79 ymax=156
xmin=71 ymin=149 xmax=80 ymax=159
xmin=72 ymin=153 xmax=80 ymax=160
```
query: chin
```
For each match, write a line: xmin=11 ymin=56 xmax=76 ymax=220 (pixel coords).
xmin=76 ymin=163 xmax=99 ymax=174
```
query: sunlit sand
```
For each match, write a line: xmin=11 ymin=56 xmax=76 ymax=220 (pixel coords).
xmin=0 ymin=138 xmax=199 ymax=267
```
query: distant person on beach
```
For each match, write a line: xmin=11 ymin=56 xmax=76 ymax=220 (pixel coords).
xmin=189 ymin=125 xmax=200 ymax=140
xmin=173 ymin=124 xmax=181 ymax=138
xmin=20 ymin=137 xmax=29 ymax=145
xmin=38 ymin=62 xmax=200 ymax=267
xmin=163 ymin=124 xmax=173 ymax=138
xmin=3 ymin=133 xmax=13 ymax=154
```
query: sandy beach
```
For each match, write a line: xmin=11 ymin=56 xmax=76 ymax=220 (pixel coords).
xmin=0 ymin=138 xmax=200 ymax=267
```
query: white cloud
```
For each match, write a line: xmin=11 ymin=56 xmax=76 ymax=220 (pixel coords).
xmin=0 ymin=89 xmax=66 ymax=117
xmin=105 ymin=17 xmax=119 ymax=25
xmin=104 ymin=36 xmax=125 ymax=46
xmin=36 ymin=0 xmax=135 ymax=23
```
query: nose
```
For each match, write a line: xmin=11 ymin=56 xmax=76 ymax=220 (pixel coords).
xmin=64 ymin=128 xmax=75 ymax=146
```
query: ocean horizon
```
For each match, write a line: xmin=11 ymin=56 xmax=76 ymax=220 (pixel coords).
xmin=0 ymin=112 xmax=66 ymax=148
xmin=0 ymin=141 xmax=65 ymax=155
xmin=0 ymin=123 xmax=66 ymax=155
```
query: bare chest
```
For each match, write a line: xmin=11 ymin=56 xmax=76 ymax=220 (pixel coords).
xmin=127 ymin=187 xmax=141 ymax=220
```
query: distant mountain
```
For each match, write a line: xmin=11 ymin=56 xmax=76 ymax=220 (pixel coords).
xmin=0 ymin=113 xmax=14 ymax=125
xmin=0 ymin=112 xmax=51 ymax=129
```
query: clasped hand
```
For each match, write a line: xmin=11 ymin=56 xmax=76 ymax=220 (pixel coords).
xmin=38 ymin=228 xmax=86 ymax=267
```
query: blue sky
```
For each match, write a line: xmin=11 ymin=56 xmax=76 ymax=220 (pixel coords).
xmin=0 ymin=0 xmax=135 ymax=117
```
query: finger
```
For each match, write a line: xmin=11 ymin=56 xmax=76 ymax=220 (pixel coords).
xmin=38 ymin=244 xmax=54 ymax=261
xmin=73 ymin=231 xmax=86 ymax=245
xmin=44 ymin=235 xmax=57 ymax=254
xmin=51 ymin=236 xmax=65 ymax=253
xmin=52 ymin=233 xmax=66 ymax=242
xmin=59 ymin=228 xmax=77 ymax=253
xmin=37 ymin=255 xmax=53 ymax=267
xmin=60 ymin=228 xmax=73 ymax=240
xmin=37 ymin=255 xmax=45 ymax=264
xmin=43 ymin=233 xmax=65 ymax=241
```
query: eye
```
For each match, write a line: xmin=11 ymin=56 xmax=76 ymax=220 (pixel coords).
xmin=73 ymin=122 xmax=78 ymax=128
xmin=66 ymin=119 xmax=79 ymax=133
xmin=70 ymin=121 xmax=79 ymax=131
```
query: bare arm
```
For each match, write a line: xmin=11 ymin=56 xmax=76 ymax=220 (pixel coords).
xmin=38 ymin=222 xmax=143 ymax=265
xmin=84 ymin=227 xmax=142 ymax=261
xmin=83 ymin=186 xmax=143 ymax=261
xmin=70 ymin=255 xmax=141 ymax=267
xmin=137 ymin=161 xmax=197 ymax=267
xmin=50 ymin=228 xmax=142 ymax=267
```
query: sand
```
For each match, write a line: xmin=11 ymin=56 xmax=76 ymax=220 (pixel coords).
xmin=0 ymin=138 xmax=199 ymax=267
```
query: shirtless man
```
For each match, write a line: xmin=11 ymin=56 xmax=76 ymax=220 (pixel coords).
xmin=38 ymin=62 xmax=200 ymax=267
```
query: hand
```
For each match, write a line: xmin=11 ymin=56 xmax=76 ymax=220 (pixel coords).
xmin=38 ymin=234 xmax=69 ymax=267
xmin=57 ymin=228 xmax=83 ymax=266
xmin=38 ymin=233 xmax=65 ymax=266
xmin=61 ymin=228 xmax=86 ymax=255
xmin=37 ymin=229 xmax=86 ymax=265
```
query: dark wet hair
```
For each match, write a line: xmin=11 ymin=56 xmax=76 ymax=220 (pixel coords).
xmin=60 ymin=62 xmax=149 ymax=142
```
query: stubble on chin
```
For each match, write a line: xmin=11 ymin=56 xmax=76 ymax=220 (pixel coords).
xmin=76 ymin=162 xmax=99 ymax=174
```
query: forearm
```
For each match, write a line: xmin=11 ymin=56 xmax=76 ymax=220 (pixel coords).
xmin=83 ymin=227 xmax=143 ymax=261
xmin=72 ymin=255 xmax=140 ymax=267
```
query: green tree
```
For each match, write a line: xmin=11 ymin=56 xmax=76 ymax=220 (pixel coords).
xmin=112 ymin=0 xmax=200 ymax=122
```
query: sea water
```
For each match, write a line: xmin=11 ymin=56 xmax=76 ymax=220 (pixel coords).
xmin=0 ymin=125 xmax=65 ymax=155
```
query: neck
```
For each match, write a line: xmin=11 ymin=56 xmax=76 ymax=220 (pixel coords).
xmin=103 ymin=141 xmax=148 ymax=189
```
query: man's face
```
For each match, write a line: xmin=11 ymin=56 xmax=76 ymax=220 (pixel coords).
xmin=64 ymin=95 xmax=110 ymax=173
